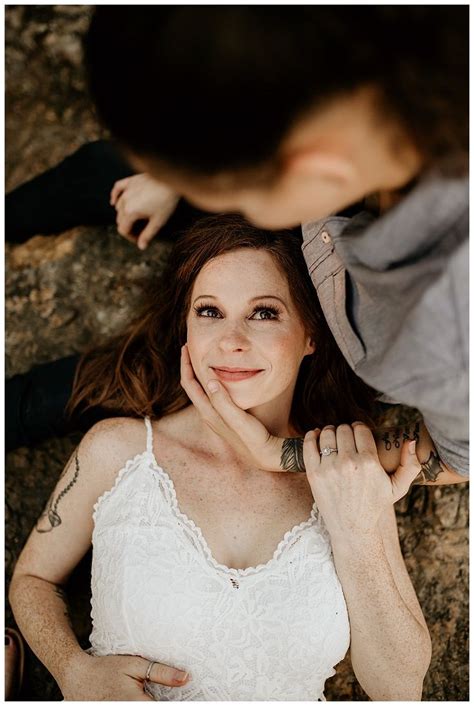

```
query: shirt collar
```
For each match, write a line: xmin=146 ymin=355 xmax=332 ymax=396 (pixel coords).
xmin=303 ymin=172 xmax=468 ymax=271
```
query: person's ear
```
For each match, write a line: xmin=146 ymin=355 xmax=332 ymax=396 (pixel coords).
xmin=285 ymin=147 xmax=356 ymax=186
xmin=304 ymin=338 xmax=316 ymax=357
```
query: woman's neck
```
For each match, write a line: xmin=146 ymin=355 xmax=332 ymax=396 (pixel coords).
xmin=187 ymin=393 xmax=296 ymax=461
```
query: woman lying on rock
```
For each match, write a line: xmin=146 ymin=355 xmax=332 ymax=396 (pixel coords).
xmin=9 ymin=215 xmax=431 ymax=700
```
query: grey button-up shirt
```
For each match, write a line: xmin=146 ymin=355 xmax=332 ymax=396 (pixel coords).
xmin=302 ymin=173 xmax=468 ymax=476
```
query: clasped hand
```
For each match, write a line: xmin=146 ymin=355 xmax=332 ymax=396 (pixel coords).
xmin=303 ymin=424 xmax=419 ymax=539
xmin=180 ymin=345 xmax=421 ymax=530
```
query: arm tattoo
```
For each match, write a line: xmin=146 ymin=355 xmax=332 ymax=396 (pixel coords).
xmin=54 ymin=584 xmax=72 ymax=626
xmin=280 ymin=438 xmax=306 ymax=473
xmin=411 ymin=450 xmax=443 ymax=486
xmin=374 ymin=420 xmax=445 ymax=486
xmin=36 ymin=449 xmax=80 ymax=533
xmin=377 ymin=421 xmax=420 ymax=451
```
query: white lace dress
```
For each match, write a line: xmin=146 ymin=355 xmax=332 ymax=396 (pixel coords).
xmin=89 ymin=418 xmax=350 ymax=701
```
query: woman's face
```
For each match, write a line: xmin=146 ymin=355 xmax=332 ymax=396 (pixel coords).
xmin=186 ymin=248 xmax=315 ymax=416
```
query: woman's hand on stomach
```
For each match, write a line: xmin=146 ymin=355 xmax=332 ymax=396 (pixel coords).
xmin=59 ymin=652 xmax=189 ymax=701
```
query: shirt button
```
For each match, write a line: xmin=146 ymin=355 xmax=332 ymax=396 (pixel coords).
xmin=321 ymin=231 xmax=331 ymax=244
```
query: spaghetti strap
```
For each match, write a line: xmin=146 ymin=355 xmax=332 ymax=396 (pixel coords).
xmin=144 ymin=416 xmax=154 ymax=455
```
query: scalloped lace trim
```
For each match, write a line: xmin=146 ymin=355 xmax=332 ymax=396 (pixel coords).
xmin=148 ymin=456 xmax=319 ymax=578
xmin=92 ymin=447 xmax=321 ymax=578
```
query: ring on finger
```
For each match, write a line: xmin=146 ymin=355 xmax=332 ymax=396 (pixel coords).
xmin=145 ymin=660 xmax=156 ymax=682
xmin=319 ymin=426 xmax=337 ymax=459
xmin=320 ymin=446 xmax=338 ymax=457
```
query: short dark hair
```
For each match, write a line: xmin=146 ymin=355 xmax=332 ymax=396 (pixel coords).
xmin=85 ymin=6 xmax=468 ymax=179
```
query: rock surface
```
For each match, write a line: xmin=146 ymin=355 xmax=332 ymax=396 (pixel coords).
xmin=5 ymin=6 xmax=468 ymax=701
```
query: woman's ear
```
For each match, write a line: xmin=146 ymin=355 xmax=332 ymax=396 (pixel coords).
xmin=305 ymin=338 xmax=316 ymax=356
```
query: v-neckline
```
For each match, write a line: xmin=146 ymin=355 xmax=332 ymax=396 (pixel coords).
xmin=147 ymin=451 xmax=319 ymax=578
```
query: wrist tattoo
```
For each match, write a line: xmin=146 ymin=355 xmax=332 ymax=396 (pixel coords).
xmin=281 ymin=438 xmax=306 ymax=473
xmin=36 ymin=448 xmax=80 ymax=533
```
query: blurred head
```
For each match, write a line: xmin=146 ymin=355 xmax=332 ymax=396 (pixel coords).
xmin=85 ymin=6 xmax=468 ymax=228
xmin=70 ymin=214 xmax=376 ymax=433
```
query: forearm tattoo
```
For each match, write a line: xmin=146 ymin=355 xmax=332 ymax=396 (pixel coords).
xmin=411 ymin=450 xmax=444 ymax=486
xmin=54 ymin=584 xmax=72 ymax=626
xmin=280 ymin=420 xmax=446 ymax=483
xmin=36 ymin=449 xmax=80 ymax=533
xmin=376 ymin=421 xmax=421 ymax=451
xmin=374 ymin=420 xmax=444 ymax=485
xmin=280 ymin=438 xmax=305 ymax=473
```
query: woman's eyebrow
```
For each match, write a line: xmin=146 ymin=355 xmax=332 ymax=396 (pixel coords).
xmin=192 ymin=294 xmax=218 ymax=305
xmin=192 ymin=294 xmax=288 ymax=307
xmin=249 ymin=295 xmax=288 ymax=307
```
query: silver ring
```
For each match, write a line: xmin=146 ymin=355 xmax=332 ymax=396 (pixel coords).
xmin=145 ymin=660 xmax=156 ymax=682
xmin=320 ymin=446 xmax=338 ymax=457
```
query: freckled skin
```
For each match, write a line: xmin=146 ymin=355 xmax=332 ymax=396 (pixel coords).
xmin=186 ymin=248 xmax=315 ymax=434
xmin=9 ymin=249 xmax=433 ymax=699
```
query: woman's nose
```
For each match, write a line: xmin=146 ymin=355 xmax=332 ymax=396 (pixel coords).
xmin=218 ymin=324 xmax=251 ymax=352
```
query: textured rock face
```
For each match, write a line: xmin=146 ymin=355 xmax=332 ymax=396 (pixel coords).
xmin=5 ymin=6 xmax=468 ymax=701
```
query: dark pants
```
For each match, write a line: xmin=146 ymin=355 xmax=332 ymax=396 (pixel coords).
xmin=6 ymin=140 xmax=206 ymax=451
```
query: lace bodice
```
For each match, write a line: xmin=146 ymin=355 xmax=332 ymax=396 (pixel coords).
xmin=89 ymin=418 xmax=350 ymax=700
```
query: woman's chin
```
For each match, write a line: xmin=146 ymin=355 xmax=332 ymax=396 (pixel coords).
xmin=220 ymin=385 xmax=262 ymax=411
xmin=222 ymin=386 xmax=273 ymax=412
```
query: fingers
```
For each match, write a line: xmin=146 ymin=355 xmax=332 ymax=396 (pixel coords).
xmin=116 ymin=201 xmax=139 ymax=240
xmin=390 ymin=440 xmax=421 ymax=502
xmin=110 ymin=177 xmax=131 ymax=206
xmin=319 ymin=425 xmax=337 ymax=457
xmin=303 ymin=429 xmax=321 ymax=476
xmin=136 ymin=195 xmax=179 ymax=250
xmin=335 ymin=424 xmax=357 ymax=454
xmin=137 ymin=218 xmax=161 ymax=251
xmin=205 ymin=378 xmax=255 ymax=436
xmin=205 ymin=374 xmax=263 ymax=439
xmin=319 ymin=422 xmax=376 ymax=457
xmin=351 ymin=421 xmax=378 ymax=456
xmin=180 ymin=345 xmax=226 ymax=432
xmin=147 ymin=661 xmax=189 ymax=687
xmin=127 ymin=655 xmax=190 ymax=687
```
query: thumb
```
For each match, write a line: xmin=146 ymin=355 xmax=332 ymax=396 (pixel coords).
xmin=147 ymin=661 xmax=189 ymax=687
xmin=130 ymin=657 xmax=190 ymax=686
xmin=206 ymin=379 xmax=283 ymax=470
xmin=206 ymin=379 xmax=269 ymax=446
xmin=390 ymin=440 xmax=421 ymax=502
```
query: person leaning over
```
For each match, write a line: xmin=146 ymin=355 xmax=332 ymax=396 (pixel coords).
xmin=83 ymin=6 xmax=468 ymax=482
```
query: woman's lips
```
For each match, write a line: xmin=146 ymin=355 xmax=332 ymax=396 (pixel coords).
xmin=210 ymin=366 xmax=264 ymax=382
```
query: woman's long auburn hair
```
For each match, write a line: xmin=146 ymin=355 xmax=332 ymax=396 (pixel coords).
xmin=69 ymin=214 xmax=377 ymax=433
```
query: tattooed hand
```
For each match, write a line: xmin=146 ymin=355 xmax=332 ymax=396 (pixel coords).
xmin=181 ymin=345 xmax=463 ymax=483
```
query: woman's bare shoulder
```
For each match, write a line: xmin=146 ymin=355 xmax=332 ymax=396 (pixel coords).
xmin=78 ymin=417 xmax=149 ymax=479
xmin=152 ymin=406 xmax=199 ymax=449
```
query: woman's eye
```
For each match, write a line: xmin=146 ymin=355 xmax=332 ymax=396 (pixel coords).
xmin=195 ymin=306 xmax=221 ymax=318
xmin=251 ymin=307 xmax=279 ymax=321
